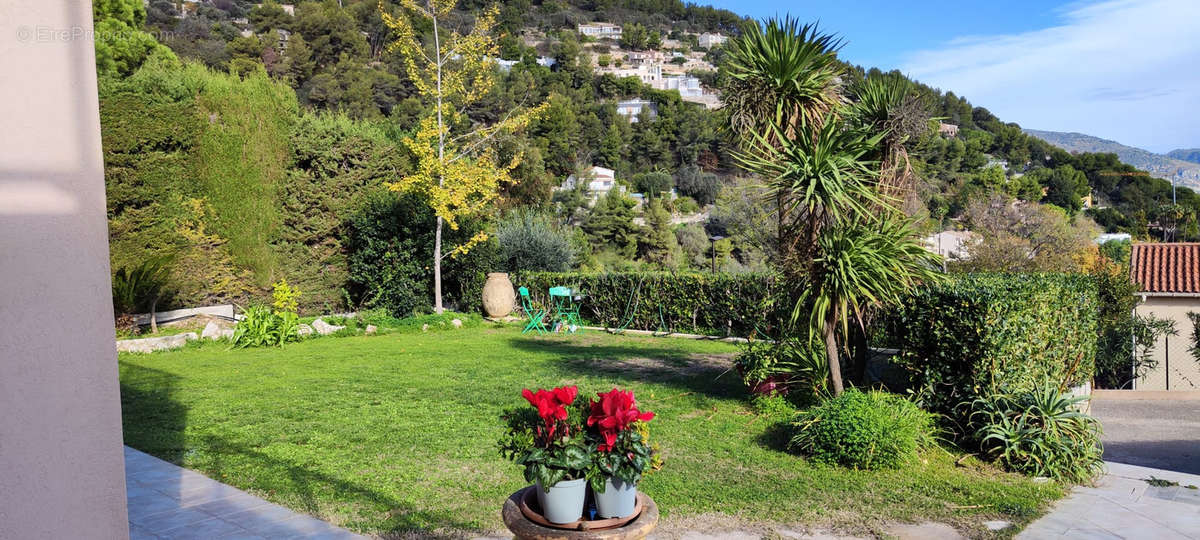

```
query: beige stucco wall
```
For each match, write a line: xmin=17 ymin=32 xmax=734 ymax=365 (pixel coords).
xmin=0 ymin=2 xmax=130 ymax=539
xmin=1134 ymin=296 xmax=1200 ymax=391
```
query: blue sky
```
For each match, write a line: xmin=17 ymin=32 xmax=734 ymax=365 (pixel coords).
xmin=705 ymin=0 xmax=1200 ymax=153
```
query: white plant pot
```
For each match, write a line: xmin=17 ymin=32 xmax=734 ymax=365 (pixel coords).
xmin=534 ymin=477 xmax=586 ymax=524
xmin=593 ymin=476 xmax=638 ymax=518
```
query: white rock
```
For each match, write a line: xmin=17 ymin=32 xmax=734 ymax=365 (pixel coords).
xmin=421 ymin=323 xmax=429 ymax=332
xmin=451 ymin=318 xmax=463 ymax=328
xmin=116 ymin=332 xmax=197 ymax=353
xmin=297 ymin=323 xmax=314 ymax=336
xmin=984 ymin=521 xmax=1012 ymax=531
xmin=365 ymin=324 xmax=377 ymax=335
xmin=201 ymin=321 xmax=233 ymax=340
xmin=311 ymin=318 xmax=345 ymax=336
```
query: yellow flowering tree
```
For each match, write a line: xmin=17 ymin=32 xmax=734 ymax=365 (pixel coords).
xmin=382 ymin=0 xmax=546 ymax=312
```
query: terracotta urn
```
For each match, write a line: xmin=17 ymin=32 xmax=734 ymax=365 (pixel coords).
xmin=482 ymin=272 xmax=516 ymax=318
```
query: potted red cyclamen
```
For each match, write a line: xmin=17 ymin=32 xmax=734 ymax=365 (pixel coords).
xmin=498 ymin=385 xmax=591 ymax=524
xmin=585 ymin=388 xmax=659 ymax=519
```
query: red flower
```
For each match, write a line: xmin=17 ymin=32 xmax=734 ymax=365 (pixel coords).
xmin=587 ymin=388 xmax=654 ymax=452
xmin=521 ymin=385 xmax=578 ymax=441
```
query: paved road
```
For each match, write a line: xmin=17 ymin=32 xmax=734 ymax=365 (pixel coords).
xmin=1090 ymin=390 xmax=1200 ymax=475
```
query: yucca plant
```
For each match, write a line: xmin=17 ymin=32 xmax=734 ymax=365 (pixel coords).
xmin=800 ymin=218 xmax=945 ymax=393
xmin=111 ymin=255 xmax=174 ymax=332
xmin=722 ymin=17 xmax=845 ymax=143
xmin=848 ymin=74 xmax=930 ymax=201
xmin=967 ymin=384 xmax=1104 ymax=484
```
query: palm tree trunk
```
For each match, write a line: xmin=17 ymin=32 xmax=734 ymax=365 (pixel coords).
xmin=823 ymin=313 xmax=844 ymax=395
xmin=149 ymin=297 xmax=158 ymax=334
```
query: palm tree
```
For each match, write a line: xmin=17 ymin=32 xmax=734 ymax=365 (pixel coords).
xmin=848 ymin=74 xmax=930 ymax=204
xmin=722 ymin=18 xmax=845 ymax=143
xmin=800 ymin=218 xmax=944 ymax=393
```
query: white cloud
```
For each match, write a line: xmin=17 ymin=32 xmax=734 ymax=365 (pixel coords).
xmin=901 ymin=0 xmax=1200 ymax=153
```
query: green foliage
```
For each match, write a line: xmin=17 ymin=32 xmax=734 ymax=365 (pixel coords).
xmin=967 ymin=385 xmax=1103 ymax=483
xmin=582 ymin=191 xmax=640 ymax=259
xmin=673 ymin=165 xmax=719 ymax=206
xmin=788 ymin=390 xmax=935 ymax=470
xmin=893 ymin=273 xmax=1099 ymax=419
xmin=1092 ymin=259 xmax=1177 ymax=388
xmin=734 ymin=338 xmax=829 ymax=403
xmin=631 ymin=171 xmax=673 ymax=196
xmin=191 ymin=68 xmax=298 ymax=285
xmin=1098 ymin=239 xmax=1131 ymax=263
xmin=111 ymin=256 xmax=175 ymax=315
xmin=498 ymin=401 xmax=592 ymax=487
xmin=515 ymin=271 xmax=786 ymax=336
xmin=231 ymin=304 xmax=298 ymax=348
xmin=344 ymin=188 xmax=493 ymax=317
xmin=495 ymin=209 xmax=575 ymax=272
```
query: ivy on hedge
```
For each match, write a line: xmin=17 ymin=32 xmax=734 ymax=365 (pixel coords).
xmin=891 ymin=273 xmax=1099 ymax=417
xmin=514 ymin=272 xmax=788 ymax=337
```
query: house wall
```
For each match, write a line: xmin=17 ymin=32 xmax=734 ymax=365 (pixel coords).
xmin=1134 ymin=296 xmax=1200 ymax=390
xmin=0 ymin=2 xmax=130 ymax=539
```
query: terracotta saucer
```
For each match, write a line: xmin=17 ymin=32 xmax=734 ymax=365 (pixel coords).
xmin=517 ymin=486 xmax=645 ymax=531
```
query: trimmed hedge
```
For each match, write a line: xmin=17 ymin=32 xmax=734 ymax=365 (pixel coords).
xmin=514 ymin=272 xmax=787 ymax=336
xmin=891 ymin=273 xmax=1098 ymax=417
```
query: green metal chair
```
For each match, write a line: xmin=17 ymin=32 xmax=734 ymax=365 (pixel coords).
xmin=518 ymin=287 xmax=548 ymax=335
xmin=549 ymin=286 xmax=583 ymax=333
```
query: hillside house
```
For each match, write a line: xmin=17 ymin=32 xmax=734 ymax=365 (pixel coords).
xmin=616 ymin=99 xmax=658 ymax=122
xmin=697 ymin=32 xmax=727 ymax=48
xmin=1130 ymin=242 xmax=1200 ymax=390
xmin=560 ymin=166 xmax=621 ymax=197
xmin=939 ymin=122 xmax=959 ymax=137
xmin=578 ymin=22 xmax=623 ymax=39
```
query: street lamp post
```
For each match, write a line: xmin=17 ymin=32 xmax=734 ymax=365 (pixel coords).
xmin=708 ymin=235 xmax=725 ymax=273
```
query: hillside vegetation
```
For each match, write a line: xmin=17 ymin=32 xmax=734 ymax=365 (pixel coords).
xmin=1025 ymin=129 xmax=1200 ymax=189
xmin=102 ymin=0 xmax=1200 ymax=316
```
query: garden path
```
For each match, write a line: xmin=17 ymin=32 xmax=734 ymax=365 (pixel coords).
xmin=125 ymin=446 xmax=366 ymax=539
xmin=1019 ymin=461 xmax=1200 ymax=539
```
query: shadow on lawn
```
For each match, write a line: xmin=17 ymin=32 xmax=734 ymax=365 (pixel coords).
xmin=119 ymin=362 xmax=485 ymax=539
xmin=506 ymin=335 xmax=744 ymax=400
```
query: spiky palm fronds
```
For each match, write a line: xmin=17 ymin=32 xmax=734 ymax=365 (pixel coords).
xmin=722 ymin=18 xmax=846 ymax=145
xmin=849 ymin=74 xmax=931 ymax=204
xmin=734 ymin=115 xmax=887 ymax=259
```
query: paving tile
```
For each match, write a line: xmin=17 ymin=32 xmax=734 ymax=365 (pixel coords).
xmin=137 ymin=507 xmax=216 ymax=533
xmin=158 ymin=517 xmax=251 ymax=540
xmin=1146 ymin=485 xmax=1181 ymax=501
xmin=129 ymin=524 xmax=161 ymax=540
xmin=1061 ymin=528 xmax=1122 ymax=539
xmin=128 ymin=493 xmax=189 ymax=523
xmin=247 ymin=514 xmax=345 ymax=538
xmin=221 ymin=502 xmax=303 ymax=532
xmin=176 ymin=482 xmax=247 ymax=506
xmin=183 ymin=491 xmax=271 ymax=517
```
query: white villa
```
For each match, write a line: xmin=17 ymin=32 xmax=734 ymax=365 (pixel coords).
xmin=578 ymin=22 xmax=623 ymax=39
xmin=616 ymin=99 xmax=658 ymax=122
xmin=698 ymin=32 xmax=727 ymax=48
xmin=561 ymin=166 xmax=619 ymax=194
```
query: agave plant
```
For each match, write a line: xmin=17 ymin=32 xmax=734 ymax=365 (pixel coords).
xmin=111 ymin=255 xmax=174 ymax=332
xmin=968 ymin=384 xmax=1104 ymax=483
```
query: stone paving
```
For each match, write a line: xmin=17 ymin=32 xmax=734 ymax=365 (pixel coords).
xmin=125 ymin=446 xmax=367 ymax=540
xmin=1019 ymin=461 xmax=1200 ymax=539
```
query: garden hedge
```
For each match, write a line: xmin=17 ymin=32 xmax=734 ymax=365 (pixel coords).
xmin=891 ymin=273 xmax=1098 ymax=417
xmin=514 ymin=272 xmax=788 ymax=337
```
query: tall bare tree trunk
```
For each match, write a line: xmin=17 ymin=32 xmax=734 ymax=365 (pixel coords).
xmin=434 ymin=216 xmax=443 ymax=313
xmin=824 ymin=313 xmax=844 ymax=395
xmin=431 ymin=3 xmax=445 ymax=314
xmin=149 ymin=297 xmax=158 ymax=333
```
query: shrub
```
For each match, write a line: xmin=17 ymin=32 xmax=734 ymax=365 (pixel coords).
xmin=631 ymin=171 xmax=673 ymax=197
xmin=734 ymin=338 xmax=828 ymax=403
xmin=231 ymin=281 xmax=300 ymax=347
xmin=514 ymin=272 xmax=787 ymax=336
xmin=967 ymin=384 xmax=1103 ymax=483
xmin=788 ymin=390 xmax=934 ymax=470
xmin=674 ymin=165 xmax=720 ymax=206
xmin=495 ymin=209 xmax=575 ymax=273
xmin=892 ymin=273 xmax=1098 ymax=419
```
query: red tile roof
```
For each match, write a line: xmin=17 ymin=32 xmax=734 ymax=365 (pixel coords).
xmin=1130 ymin=243 xmax=1200 ymax=294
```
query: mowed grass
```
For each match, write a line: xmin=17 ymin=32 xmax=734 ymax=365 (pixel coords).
xmin=119 ymin=326 xmax=1063 ymax=538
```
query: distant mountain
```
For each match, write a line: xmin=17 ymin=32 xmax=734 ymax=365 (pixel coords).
xmin=1024 ymin=129 xmax=1200 ymax=189
xmin=1168 ymin=148 xmax=1200 ymax=164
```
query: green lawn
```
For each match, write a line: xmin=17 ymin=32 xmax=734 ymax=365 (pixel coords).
xmin=119 ymin=325 xmax=1063 ymax=538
